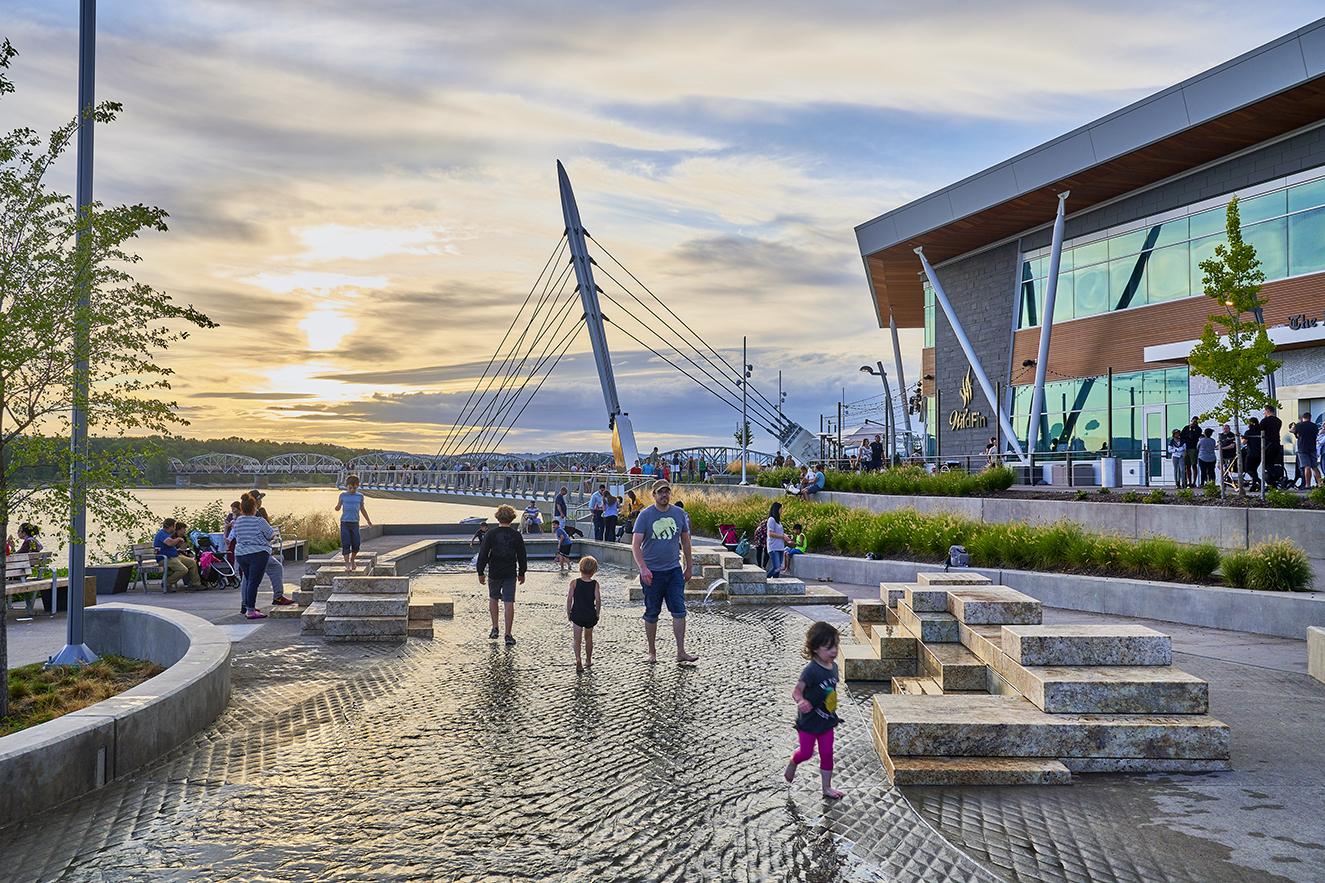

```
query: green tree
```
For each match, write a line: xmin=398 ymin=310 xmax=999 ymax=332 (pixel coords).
xmin=733 ymin=419 xmax=754 ymax=450
xmin=0 ymin=41 xmax=214 ymax=714
xmin=1187 ymin=196 xmax=1280 ymax=495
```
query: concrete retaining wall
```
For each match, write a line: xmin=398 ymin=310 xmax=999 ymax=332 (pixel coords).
xmin=378 ymin=539 xmax=442 ymax=576
xmin=679 ymin=484 xmax=1324 ymax=564
xmin=791 ymin=551 xmax=1325 ymax=640
xmin=571 ymin=539 xmax=638 ymax=570
xmin=0 ymin=604 xmax=231 ymax=828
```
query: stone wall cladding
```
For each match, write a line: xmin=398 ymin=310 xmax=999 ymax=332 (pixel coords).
xmin=933 ymin=241 xmax=1020 ymax=457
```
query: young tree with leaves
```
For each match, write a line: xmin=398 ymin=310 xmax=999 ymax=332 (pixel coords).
xmin=0 ymin=41 xmax=214 ymax=715
xmin=1187 ymin=196 xmax=1280 ymax=496
xmin=733 ymin=419 xmax=754 ymax=450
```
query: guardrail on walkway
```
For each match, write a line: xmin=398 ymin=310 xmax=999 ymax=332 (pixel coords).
xmin=348 ymin=469 xmax=656 ymax=521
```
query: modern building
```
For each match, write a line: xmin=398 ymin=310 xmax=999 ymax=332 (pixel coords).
xmin=855 ymin=18 xmax=1325 ymax=480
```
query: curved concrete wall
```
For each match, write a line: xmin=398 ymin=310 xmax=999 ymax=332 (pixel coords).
xmin=0 ymin=604 xmax=231 ymax=828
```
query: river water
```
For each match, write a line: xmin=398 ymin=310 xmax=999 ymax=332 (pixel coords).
xmin=14 ymin=487 xmax=494 ymax=567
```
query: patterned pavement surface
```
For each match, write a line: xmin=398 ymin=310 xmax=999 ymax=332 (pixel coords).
xmin=3 ymin=564 xmax=994 ymax=883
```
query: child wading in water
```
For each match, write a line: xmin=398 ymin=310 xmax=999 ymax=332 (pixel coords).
xmin=567 ymin=555 xmax=602 ymax=673
xmin=553 ymin=518 xmax=573 ymax=574
xmin=784 ymin=621 xmax=844 ymax=798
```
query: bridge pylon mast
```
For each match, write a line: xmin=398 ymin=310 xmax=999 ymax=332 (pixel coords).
xmin=558 ymin=161 xmax=639 ymax=469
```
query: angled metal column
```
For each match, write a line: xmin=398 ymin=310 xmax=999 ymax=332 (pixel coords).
xmin=887 ymin=309 xmax=912 ymax=455
xmin=915 ymin=247 xmax=1027 ymax=463
xmin=1027 ymin=191 xmax=1070 ymax=453
xmin=557 ymin=161 xmax=638 ymax=468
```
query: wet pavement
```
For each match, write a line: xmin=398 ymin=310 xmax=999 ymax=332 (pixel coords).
xmin=3 ymin=564 xmax=992 ymax=883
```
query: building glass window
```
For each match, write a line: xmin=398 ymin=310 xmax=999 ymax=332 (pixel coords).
xmin=923 ymin=283 xmax=936 ymax=347
xmin=1013 ymin=167 xmax=1325 ymax=329
xmin=1014 ymin=368 xmax=1187 ymax=454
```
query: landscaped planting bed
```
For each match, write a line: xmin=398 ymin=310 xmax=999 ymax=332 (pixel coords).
xmin=2 ymin=654 xmax=164 ymax=736
xmin=683 ymin=492 xmax=1314 ymax=592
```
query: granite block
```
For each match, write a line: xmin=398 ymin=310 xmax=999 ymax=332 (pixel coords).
xmin=701 ymin=565 xmax=725 ymax=581
xmin=868 ymin=624 xmax=919 ymax=659
xmin=406 ymin=622 xmax=434 ymax=639
xmin=947 ymin=588 xmax=1043 ymax=626
xmin=691 ymin=551 xmax=721 ymax=566
xmin=918 ymin=641 xmax=989 ymax=692
xmin=726 ymin=567 xmax=767 ymax=584
xmin=842 ymin=644 xmax=917 ymax=682
xmin=896 ymin=601 xmax=960 ymax=644
xmin=1002 ymin=625 xmax=1172 ymax=666
xmin=997 ymin=662 xmax=1209 ymax=714
xmin=905 ymin=587 xmax=951 ymax=613
xmin=853 ymin=599 xmax=890 ymax=624
xmin=852 ymin=617 xmax=875 ymax=646
xmin=1060 ymin=757 xmax=1231 ymax=773
xmin=917 ymin=572 xmax=992 ymax=587
xmin=326 ymin=594 xmax=408 ymax=618
xmin=879 ymin=583 xmax=909 ymax=608
xmin=764 ymin=577 xmax=806 ymax=595
xmin=1310 ymin=626 xmax=1324 ymax=685
xmin=880 ymin=749 xmax=1072 ymax=786
xmin=727 ymin=585 xmax=843 ymax=606
xmin=329 ymin=575 xmax=410 ymax=595
xmin=873 ymin=694 xmax=1230 ymax=760
xmin=266 ymin=603 xmax=302 ymax=620
xmin=891 ymin=676 xmax=943 ymax=696
xmin=323 ymin=615 xmax=408 ymax=638
xmin=300 ymin=601 xmax=326 ymax=635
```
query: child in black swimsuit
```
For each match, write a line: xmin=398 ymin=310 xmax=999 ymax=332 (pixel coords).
xmin=566 ymin=555 xmax=602 ymax=673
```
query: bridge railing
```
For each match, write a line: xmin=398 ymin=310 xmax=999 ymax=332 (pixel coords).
xmin=346 ymin=469 xmax=655 ymax=517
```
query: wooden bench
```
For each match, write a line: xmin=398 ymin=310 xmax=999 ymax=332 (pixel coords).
xmin=129 ymin=542 xmax=169 ymax=593
xmin=4 ymin=551 xmax=66 ymax=618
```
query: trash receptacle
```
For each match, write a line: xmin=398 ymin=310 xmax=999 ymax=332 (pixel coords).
xmin=1099 ymin=457 xmax=1121 ymax=488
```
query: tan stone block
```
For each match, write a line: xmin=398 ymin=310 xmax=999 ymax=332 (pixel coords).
xmin=917 ymin=572 xmax=991 ymax=587
xmin=1002 ymin=624 xmax=1172 ymax=666
xmin=947 ymin=587 xmax=1042 ymax=626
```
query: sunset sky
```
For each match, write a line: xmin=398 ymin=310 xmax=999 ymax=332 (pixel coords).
xmin=5 ymin=1 xmax=1321 ymax=455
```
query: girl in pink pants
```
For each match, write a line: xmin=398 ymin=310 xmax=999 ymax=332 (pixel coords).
xmin=784 ymin=621 xmax=844 ymax=799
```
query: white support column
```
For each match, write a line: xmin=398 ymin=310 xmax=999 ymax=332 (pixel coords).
xmin=915 ymin=247 xmax=1028 ymax=464
xmin=1027 ymin=191 xmax=1070 ymax=453
xmin=887 ymin=309 xmax=913 ymax=455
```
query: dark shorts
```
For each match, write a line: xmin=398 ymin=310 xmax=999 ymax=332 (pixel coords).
xmin=340 ymin=521 xmax=361 ymax=554
xmin=1298 ymin=449 xmax=1320 ymax=471
xmin=641 ymin=566 xmax=686 ymax=623
xmin=488 ymin=574 xmax=517 ymax=603
xmin=558 ymin=543 xmax=573 ymax=557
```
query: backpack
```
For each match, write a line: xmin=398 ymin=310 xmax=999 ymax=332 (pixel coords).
xmin=734 ymin=535 xmax=750 ymax=558
xmin=947 ymin=545 xmax=970 ymax=568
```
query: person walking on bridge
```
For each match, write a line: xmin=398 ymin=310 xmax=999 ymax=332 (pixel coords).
xmin=477 ymin=505 xmax=527 ymax=646
xmin=632 ymin=479 xmax=699 ymax=665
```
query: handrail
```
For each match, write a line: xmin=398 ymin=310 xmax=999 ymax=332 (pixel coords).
xmin=344 ymin=469 xmax=656 ymax=516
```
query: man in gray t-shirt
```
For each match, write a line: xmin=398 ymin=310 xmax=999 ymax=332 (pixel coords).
xmin=632 ymin=480 xmax=698 ymax=664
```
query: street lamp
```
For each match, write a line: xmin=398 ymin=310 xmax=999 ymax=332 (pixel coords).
xmin=777 ymin=370 xmax=786 ymax=459
xmin=860 ymin=361 xmax=897 ymax=464
xmin=739 ymin=336 xmax=752 ymax=485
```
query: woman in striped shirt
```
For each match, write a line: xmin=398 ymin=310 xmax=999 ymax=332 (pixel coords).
xmin=229 ymin=494 xmax=274 ymax=619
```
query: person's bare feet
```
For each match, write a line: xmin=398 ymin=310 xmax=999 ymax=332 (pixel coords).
xmin=784 ymin=763 xmax=796 ymax=783
xmin=676 ymin=651 xmax=699 ymax=663
xmin=643 ymin=653 xmax=657 ymax=664
xmin=822 ymin=787 xmax=845 ymax=799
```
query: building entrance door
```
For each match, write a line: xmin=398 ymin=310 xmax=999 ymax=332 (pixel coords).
xmin=1142 ymin=405 xmax=1166 ymax=480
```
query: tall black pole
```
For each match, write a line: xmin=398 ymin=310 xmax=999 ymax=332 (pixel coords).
xmin=51 ymin=0 xmax=99 ymax=666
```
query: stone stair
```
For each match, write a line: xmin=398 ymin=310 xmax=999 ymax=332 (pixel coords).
xmin=323 ymin=575 xmax=409 ymax=643
xmin=842 ymin=571 xmax=1230 ymax=785
xmin=629 ymin=547 xmax=825 ymax=605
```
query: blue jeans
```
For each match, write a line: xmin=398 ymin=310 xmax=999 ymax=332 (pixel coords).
xmin=237 ymin=550 xmax=270 ymax=612
xmin=592 ymin=512 xmax=604 ymax=541
xmin=340 ymin=521 xmax=361 ymax=554
xmin=641 ymin=566 xmax=686 ymax=623
xmin=265 ymin=555 xmax=285 ymax=600
xmin=767 ymin=549 xmax=784 ymax=577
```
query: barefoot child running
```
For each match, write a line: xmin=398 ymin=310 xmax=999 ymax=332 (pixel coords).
xmin=553 ymin=518 xmax=573 ymax=574
xmin=334 ymin=474 xmax=372 ymax=572
xmin=567 ymin=556 xmax=602 ymax=673
xmin=784 ymin=621 xmax=844 ymax=799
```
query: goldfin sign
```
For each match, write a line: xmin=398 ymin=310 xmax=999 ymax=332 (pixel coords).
xmin=948 ymin=366 xmax=989 ymax=431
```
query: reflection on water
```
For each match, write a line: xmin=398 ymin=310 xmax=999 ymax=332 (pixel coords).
xmin=7 ymin=565 xmax=987 ymax=883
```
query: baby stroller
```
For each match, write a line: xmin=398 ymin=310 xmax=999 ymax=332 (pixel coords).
xmin=195 ymin=534 xmax=240 ymax=589
xmin=718 ymin=524 xmax=741 ymax=552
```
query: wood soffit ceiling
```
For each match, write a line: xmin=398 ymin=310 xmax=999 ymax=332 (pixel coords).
xmin=868 ymin=79 xmax=1325 ymax=330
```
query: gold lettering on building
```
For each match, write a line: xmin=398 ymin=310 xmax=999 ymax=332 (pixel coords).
xmin=948 ymin=366 xmax=989 ymax=431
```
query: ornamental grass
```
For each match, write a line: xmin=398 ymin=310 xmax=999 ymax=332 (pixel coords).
xmin=755 ymin=465 xmax=1015 ymax=497
xmin=681 ymin=491 xmax=1306 ymax=591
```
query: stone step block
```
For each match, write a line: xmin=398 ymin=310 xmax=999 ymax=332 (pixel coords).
xmin=765 ymin=577 xmax=805 ymax=596
xmin=947 ymin=587 xmax=1042 ymax=626
xmin=330 ymin=575 xmax=410 ymax=595
xmin=873 ymin=694 xmax=1230 ymax=760
xmin=904 ymin=586 xmax=950 ymax=613
xmin=918 ymin=640 xmax=990 ymax=692
xmin=867 ymin=624 xmax=919 ymax=660
xmin=300 ymin=601 xmax=326 ymax=635
xmin=629 ymin=585 xmax=725 ymax=602
xmin=324 ymin=615 xmax=408 ymax=639
xmin=409 ymin=596 xmax=455 ymax=620
xmin=876 ymin=737 xmax=1072 ymax=786
xmin=691 ymin=551 xmax=721 ymax=566
xmin=853 ymin=599 xmax=890 ymax=624
xmin=957 ymin=622 xmax=1007 ymax=666
xmin=997 ymin=663 xmax=1209 ymax=715
xmin=879 ymin=583 xmax=909 ymax=608
xmin=891 ymin=676 xmax=943 ymax=696
xmin=1002 ymin=624 xmax=1173 ymax=667
xmin=299 ymin=574 xmax=317 ymax=592
xmin=293 ymin=590 xmax=314 ymax=607
xmin=407 ymin=621 xmax=434 ymax=639
xmin=718 ymin=552 xmax=744 ymax=570
xmin=266 ymin=602 xmax=303 ymax=619
xmin=326 ymin=593 xmax=409 ymax=618
xmin=313 ymin=582 xmax=336 ymax=603
xmin=685 ymin=576 xmax=729 ymax=595
xmin=842 ymin=644 xmax=917 ymax=682
xmin=852 ymin=616 xmax=875 ymax=646
xmin=917 ymin=571 xmax=991 ymax=587
xmin=896 ymin=601 xmax=960 ymax=644
xmin=701 ymin=565 xmax=725 ymax=580
xmin=325 ymin=633 xmax=407 ymax=643
xmin=726 ymin=567 xmax=768 ymax=584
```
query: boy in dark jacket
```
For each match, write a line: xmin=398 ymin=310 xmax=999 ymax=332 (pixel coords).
xmin=477 ymin=505 xmax=527 ymax=646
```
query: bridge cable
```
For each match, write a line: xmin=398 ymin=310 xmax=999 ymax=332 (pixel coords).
xmin=435 ymin=234 xmax=568 ymax=459
xmin=587 ymin=233 xmax=789 ymax=422
xmin=438 ymin=252 xmax=574 ymax=460
xmin=482 ymin=321 xmax=586 ymax=457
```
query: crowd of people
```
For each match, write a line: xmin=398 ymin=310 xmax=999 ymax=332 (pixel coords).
xmin=1162 ymin=406 xmax=1323 ymax=491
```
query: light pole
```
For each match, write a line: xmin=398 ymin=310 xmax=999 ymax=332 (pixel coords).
xmin=51 ymin=0 xmax=99 ymax=667
xmin=739 ymin=336 xmax=751 ymax=485
xmin=860 ymin=362 xmax=896 ymax=465
xmin=777 ymin=370 xmax=787 ymax=460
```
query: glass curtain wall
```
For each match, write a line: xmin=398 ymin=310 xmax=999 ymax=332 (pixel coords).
xmin=1015 ymin=172 xmax=1325 ymax=330
xmin=1010 ymin=367 xmax=1189 ymax=454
